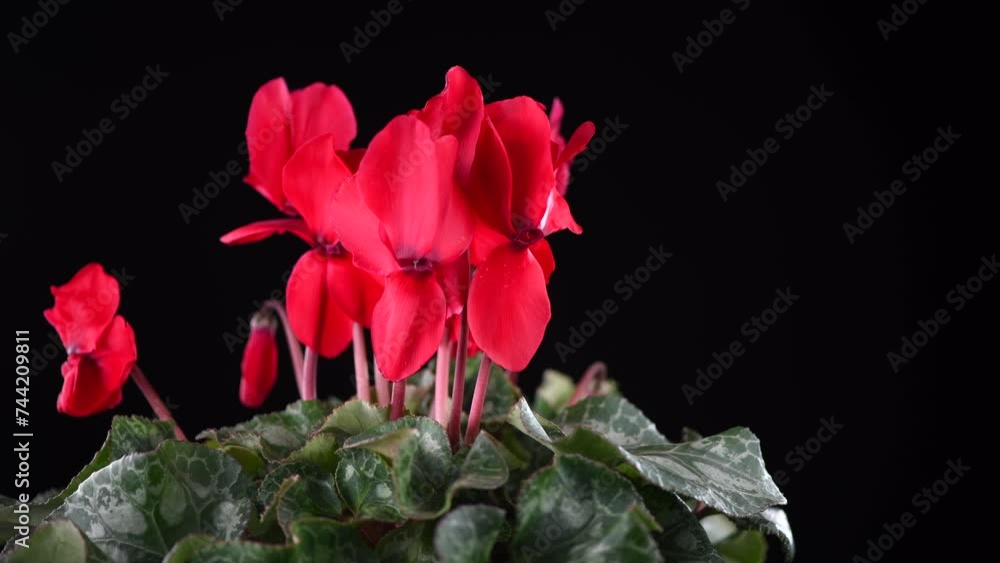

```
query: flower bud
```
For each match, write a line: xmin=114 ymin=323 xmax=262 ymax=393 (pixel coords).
xmin=239 ymin=312 xmax=279 ymax=408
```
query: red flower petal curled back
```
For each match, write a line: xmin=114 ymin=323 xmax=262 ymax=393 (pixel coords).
xmin=413 ymin=66 xmax=485 ymax=188
xmin=339 ymin=115 xmax=474 ymax=381
xmin=466 ymin=98 xmax=595 ymax=371
xmin=277 ymin=134 xmax=385 ymax=358
xmin=44 ymin=264 xmax=137 ymax=417
xmin=244 ymin=78 xmax=358 ymax=214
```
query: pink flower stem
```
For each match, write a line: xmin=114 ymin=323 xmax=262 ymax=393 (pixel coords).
xmin=447 ymin=310 xmax=469 ymax=449
xmin=130 ymin=365 xmax=186 ymax=440
xmin=374 ymin=362 xmax=391 ymax=407
xmin=260 ymin=300 xmax=304 ymax=396
xmin=464 ymin=354 xmax=492 ymax=445
xmin=302 ymin=347 xmax=319 ymax=400
xmin=433 ymin=324 xmax=453 ymax=426
xmin=390 ymin=379 xmax=406 ymax=420
xmin=352 ymin=323 xmax=371 ymax=402
xmin=567 ymin=361 xmax=608 ymax=406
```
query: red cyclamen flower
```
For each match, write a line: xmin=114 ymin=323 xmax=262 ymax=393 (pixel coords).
xmin=332 ymin=115 xmax=474 ymax=381
xmin=239 ymin=312 xmax=279 ymax=408
xmin=223 ymin=134 xmax=384 ymax=359
xmin=43 ymin=263 xmax=138 ymax=416
xmin=245 ymin=78 xmax=360 ymax=214
xmin=466 ymin=97 xmax=595 ymax=371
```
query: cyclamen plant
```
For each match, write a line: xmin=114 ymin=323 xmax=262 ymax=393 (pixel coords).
xmin=3 ymin=67 xmax=794 ymax=563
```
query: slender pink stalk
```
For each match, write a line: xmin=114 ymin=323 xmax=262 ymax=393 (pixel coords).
xmin=390 ymin=380 xmax=406 ymax=420
xmin=464 ymin=355 xmax=492 ymax=445
xmin=260 ymin=300 xmax=304 ymax=394
xmin=374 ymin=362 xmax=391 ymax=407
xmin=130 ymin=366 xmax=186 ymax=440
xmin=302 ymin=347 xmax=319 ymax=400
xmin=567 ymin=361 xmax=608 ymax=406
xmin=448 ymin=310 xmax=469 ymax=448
xmin=433 ymin=324 xmax=453 ymax=426
xmin=352 ymin=323 xmax=371 ymax=402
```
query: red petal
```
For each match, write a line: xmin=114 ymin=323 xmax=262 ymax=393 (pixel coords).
xmin=549 ymin=97 xmax=565 ymax=142
xmin=43 ymin=263 xmax=120 ymax=354
xmin=282 ymin=134 xmax=352 ymax=243
xmin=429 ymin=181 xmax=474 ymax=265
xmin=470 ymin=222 xmax=511 ymax=267
xmin=220 ymin=218 xmax=315 ymax=246
xmin=415 ymin=66 xmax=484 ymax=186
xmin=541 ymin=191 xmax=582 ymax=235
xmin=555 ymin=121 xmax=596 ymax=169
xmin=467 ymin=116 xmax=513 ymax=235
xmin=330 ymin=179 xmax=400 ymax=276
xmin=486 ymin=98 xmax=555 ymax=230
xmin=436 ymin=252 xmax=470 ymax=317
xmin=529 ymin=239 xmax=556 ymax=284
xmin=327 ymin=254 xmax=385 ymax=328
xmin=245 ymin=78 xmax=293 ymax=211
xmin=286 ymin=251 xmax=353 ymax=359
xmin=289 ymin=82 xmax=357 ymax=151
xmin=57 ymin=316 xmax=137 ymax=417
xmin=371 ymin=271 xmax=447 ymax=381
xmin=356 ymin=116 xmax=454 ymax=259
xmin=468 ymin=244 xmax=551 ymax=372
xmin=240 ymin=320 xmax=279 ymax=408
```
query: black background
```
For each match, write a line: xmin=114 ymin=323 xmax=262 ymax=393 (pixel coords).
xmin=2 ymin=1 xmax=991 ymax=561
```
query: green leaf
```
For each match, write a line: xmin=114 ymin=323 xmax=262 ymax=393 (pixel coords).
xmin=512 ymin=455 xmax=663 ymax=563
xmin=318 ymin=400 xmax=389 ymax=440
xmin=506 ymin=398 xmax=565 ymax=446
xmin=275 ymin=474 xmax=344 ymax=535
xmin=559 ymin=394 xmax=669 ymax=447
xmin=532 ymin=370 xmax=576 ymax=418
xmin=49 ymin=441 xmax=252 ymax=563
xmin=289 ymin=517 xmax=376 ymax=562
xmin=376 ymin=521 xmax=436 ymax=563
xmin=344 ymin=417 xmax=509 ymax=519
xmin=162 ymin=519 xmax=374 ymax=563
xmin=556 ymin=427 xmax=786 ymax=518
xmin=715 ymin=531 xmax=767 ymax=563
xmin=681 ymin=427 xmax=703 ymax=442
xmin=434 ymin=505 xmax=505 ymax=563
xmin=218 ymin=445 xmax=266 ymax=477
xmin=734 ymin=508 xmax=794 ymax=562
xmin=285 ymin=434 xmax=339 ymax=473
xmin=2 ymin=519 xmax=110 ymax=563
xmin=335 ymin=448 xmax=405 ymax=522
xmin=161 ymin=535 xmax=213 ymax=563
xmin=640 ymin=487 xmax=723 ymax=563
xmin=197 ymin=400 xmax=337 ymax=461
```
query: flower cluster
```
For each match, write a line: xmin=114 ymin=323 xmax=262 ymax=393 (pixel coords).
xmin=223 ymin=66 xmax=594 ymax=404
